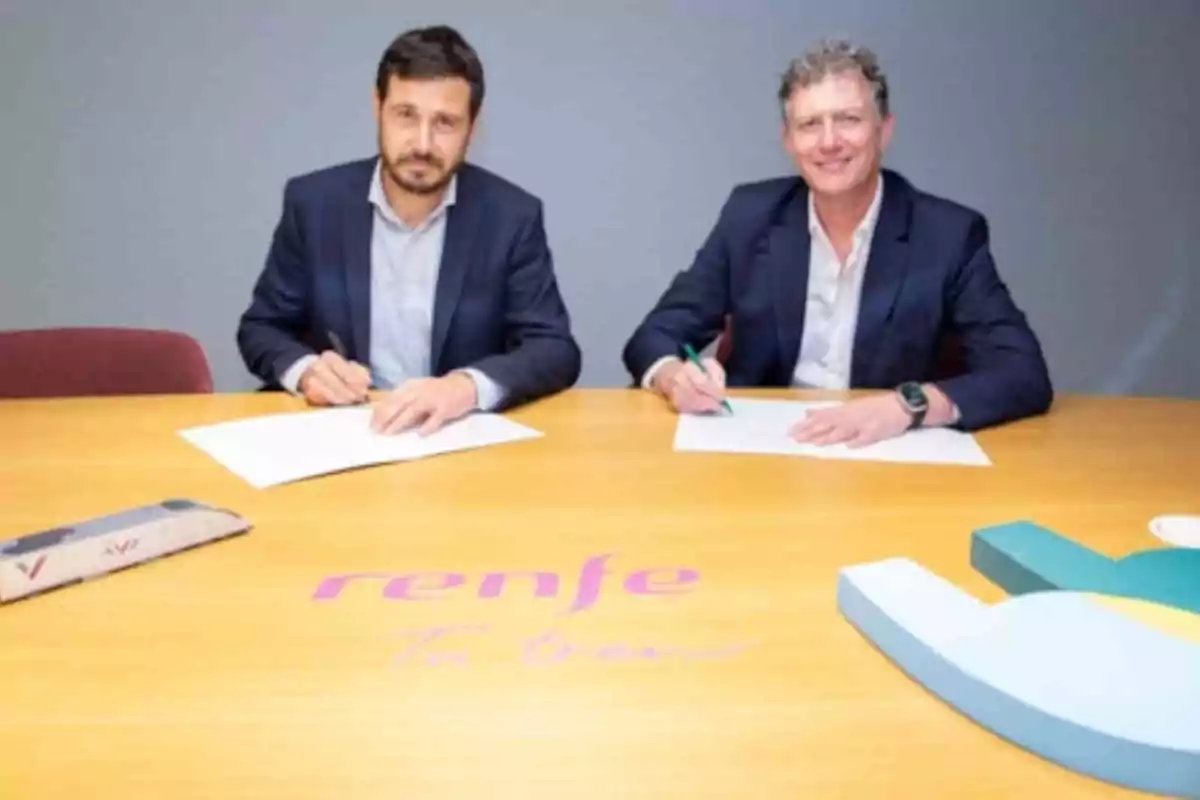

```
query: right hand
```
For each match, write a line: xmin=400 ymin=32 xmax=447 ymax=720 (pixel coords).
xmin=652 ymin=357 xmax=727 ymax=414
xmin=298 ymin=351 xmax=372 ymax=406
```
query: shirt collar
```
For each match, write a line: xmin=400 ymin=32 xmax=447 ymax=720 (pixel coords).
xmin=807 ymin=171 xmax=884 ymax=245
xmin=368 ymin=157 xmax=457 ymax=230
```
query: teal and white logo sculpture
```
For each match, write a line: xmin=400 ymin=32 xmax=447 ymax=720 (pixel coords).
xmin=838 ymin=520 xmax=1200 ymax=798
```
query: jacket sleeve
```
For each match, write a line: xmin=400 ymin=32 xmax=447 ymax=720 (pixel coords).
xmin=622 ymin=193 xmax=735 ymax=384
xmin=464 ymin=200 xmax=582 ymax=408
xmin=935 ymin=215 xmax=1054 ymax=430
xmin=236 ymin=179 xmax=318 ymax=387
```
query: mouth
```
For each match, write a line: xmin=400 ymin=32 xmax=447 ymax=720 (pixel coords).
xmin=399 ymin=155 xmax=443 ymax=171
xmin=816 ymin=156 xmax=854 ymax=173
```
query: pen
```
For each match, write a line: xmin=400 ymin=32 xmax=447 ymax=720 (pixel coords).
xmin=327 ymin=330 xmax=374 ymax=399
xmin=327 ymin=330 xmax=350 ymax=359
xmin=682 ymin=344 xmax=733 ymax=415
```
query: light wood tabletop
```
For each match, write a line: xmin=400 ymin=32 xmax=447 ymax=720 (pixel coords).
xmin=0 ymin=388 xmax=1196 ymax=798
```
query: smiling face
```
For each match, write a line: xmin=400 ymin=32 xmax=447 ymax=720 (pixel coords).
xmin=782 ymin=70 xmax=893 ymax=199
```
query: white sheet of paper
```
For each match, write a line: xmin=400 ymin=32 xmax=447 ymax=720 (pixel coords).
xmin=673 ymin=398 xmax=991 ymax=466
xmin=179 ymin=407 xmax=543 ymax=488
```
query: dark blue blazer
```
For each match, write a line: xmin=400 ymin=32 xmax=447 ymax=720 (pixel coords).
xmin=623 ymin=169 xmax=1053 ymax=431
xmin=237 ymin=158 xmax=581 ymax=409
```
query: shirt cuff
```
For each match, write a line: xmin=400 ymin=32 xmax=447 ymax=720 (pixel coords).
xmin=459 ymin=368 xmax=506 ymax=412
xmin=280 ymin=354 xmax=318 ymax=396
xmin=641 ymin=356 xmax=680 ymax=391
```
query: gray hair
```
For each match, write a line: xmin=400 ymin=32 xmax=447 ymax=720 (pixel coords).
xmin=778 ymin=39 xmax=890 ymax=119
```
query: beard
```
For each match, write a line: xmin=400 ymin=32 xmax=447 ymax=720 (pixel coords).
xmin=385 ymin=151 xmax=463 ymax=197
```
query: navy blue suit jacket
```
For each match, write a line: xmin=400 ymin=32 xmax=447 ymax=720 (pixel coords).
xmin=623 ymin=169 xmax=1052 ymax=431
xmin=237 ymin=158 xmax=581 ymax=409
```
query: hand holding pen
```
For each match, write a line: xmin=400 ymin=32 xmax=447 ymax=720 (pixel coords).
xmin=295 ymin=331 xmax=373 ymax=406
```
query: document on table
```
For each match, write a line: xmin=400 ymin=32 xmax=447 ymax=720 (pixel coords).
xmin=673 ymin=398 xmax=991 ymax=466
xmin=179 ymin=407 xmax=543 ymax=488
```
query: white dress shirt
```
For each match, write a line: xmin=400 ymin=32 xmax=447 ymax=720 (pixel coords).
xmin=791 ymin=174 xmax=883 ymax=389
xmin=641 ymin=177 xmax=882 ymax=391
xmin=280 ymin=159 xmax=504 ymax=410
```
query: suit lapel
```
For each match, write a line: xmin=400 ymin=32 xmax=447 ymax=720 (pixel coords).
xmin=768 ymin=192 xmax=812 ymax=383
xmin=430 ymin=173 xmax=481 ymax=372
xmin=850 ymin=171 xmax=913 ymax=386
xmin=342 ymin=198 xmax=373 ymax=361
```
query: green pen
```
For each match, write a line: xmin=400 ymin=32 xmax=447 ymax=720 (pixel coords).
xmin=682 ymin=344 xmax=733 ymax=415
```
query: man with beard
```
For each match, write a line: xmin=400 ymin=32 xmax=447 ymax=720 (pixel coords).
xmin=622 ymin=39 xmax=1052 ymax=446
xmin=237 ymin=25 xmax=580 ymax=435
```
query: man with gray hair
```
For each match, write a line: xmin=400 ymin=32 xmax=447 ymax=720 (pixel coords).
xmin=623 ymin=39 xmax=1052 ymax=445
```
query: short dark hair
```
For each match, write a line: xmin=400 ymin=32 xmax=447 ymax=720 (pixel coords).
xmin=375 ymin=25 xmax=485 ymax=119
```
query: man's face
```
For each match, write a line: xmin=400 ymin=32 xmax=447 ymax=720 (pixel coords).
xmin=783 ymin=71 xmax=893 ymax=198
xmin=374 ymin=74 xmax=474 ymax=196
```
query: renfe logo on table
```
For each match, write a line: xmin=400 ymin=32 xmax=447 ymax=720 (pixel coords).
xmin=311 ymin=553 xmax=698 ymax=614
xmin=310 ymin=553 xmax=753 ymax=666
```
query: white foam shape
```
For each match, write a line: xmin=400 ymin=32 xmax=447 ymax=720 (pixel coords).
xmin=837 ymin=557 xmax=1200 ymax=797
xmin=1150 ymin=515 xmax=1200 ymax=549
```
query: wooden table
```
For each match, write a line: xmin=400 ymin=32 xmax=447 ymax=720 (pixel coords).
xmin=0 ymin=389 xmax=1196 ymax=798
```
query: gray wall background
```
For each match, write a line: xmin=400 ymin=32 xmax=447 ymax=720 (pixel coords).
xmin=2 ymin=0 xmax=1197 ymax=397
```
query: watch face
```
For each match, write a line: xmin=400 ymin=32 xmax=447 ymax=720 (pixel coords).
xmin=899 ymin=383 xmax=929 ymax=412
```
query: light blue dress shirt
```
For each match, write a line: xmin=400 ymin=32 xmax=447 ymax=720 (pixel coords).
xmin=281 ymin=159 xmax=505 ymax=410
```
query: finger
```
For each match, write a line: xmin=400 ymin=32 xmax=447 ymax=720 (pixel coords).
xmin=318 ymin=350 xmax=354 ymax=380
xmin=811 ymin=425 xmax=858 ymax=447
xmin=667 ymin=368 xmax=702 ymax=412
xmin=790 ymin=413 xmax=832 ymax=441
xmin=678 ymin=364 xmax=725 ymax=402
xmin=329 ymin=356 xmax=371 ymax=395
xmin=311 ymin=359 xmax=363 ymax=405
xmin=320 ymin=352 xmax=369 ymax=400
xmin=417 ymin=406 xmax=449 ymax=437
xmin=701 ymin=357 xmax=727 ymax=388
xmin=683 ymin=393 xmax=722 ymax=415
xmin=383 ymin=397 xmax=433 ymax=436
xmin=802 ymin=407 xmax=838 ymax=424
xmin=671 ymin=382 xmax=721 ymax=414
xmin=846 ymin=428 xmax=881 ymax=449
xmin=302 ymin=381 xmax=333 ymax=406
xmin=371 ymin=390 xmax=415 ymax=432
xmin=791 ymin=422 xmax=828 ymax=443
xmin=347 ymin=362 xmax=373 ymax=393
xmin=307 ymin=369 xmax=358 ymax=406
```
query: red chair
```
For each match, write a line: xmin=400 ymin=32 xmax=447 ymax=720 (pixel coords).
xmin=0 ymin=327 xmax=214 ymax=398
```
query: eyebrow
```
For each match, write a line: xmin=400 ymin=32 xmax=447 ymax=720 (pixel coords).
xmin=388 ymin=102 xmax=463 ymax=120
xmin=796 ymin=107 xmax=869 ymax=122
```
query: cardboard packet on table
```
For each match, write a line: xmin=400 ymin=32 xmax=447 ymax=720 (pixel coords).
xmin=0 ymin=499 xmax=250 ymax=603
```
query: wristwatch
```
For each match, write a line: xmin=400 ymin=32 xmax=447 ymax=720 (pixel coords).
xmin=895 ymin=382 xmax=929 ymax=429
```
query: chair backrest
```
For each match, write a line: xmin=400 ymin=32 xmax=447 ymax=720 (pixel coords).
xmin=0 ymin=327 xmax=214 ymax=399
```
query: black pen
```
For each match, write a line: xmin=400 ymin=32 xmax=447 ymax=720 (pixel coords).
xmin=327 ymin=330 xmax=350 ymax=360
xmin=326 ymin=330 xmax=374 ymax=398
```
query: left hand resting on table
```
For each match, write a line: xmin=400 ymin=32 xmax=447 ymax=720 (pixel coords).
xmin=790 ymin=387 xmax=953 ymax=449
xmin=370 ymin=373 xmax=478 ymax=436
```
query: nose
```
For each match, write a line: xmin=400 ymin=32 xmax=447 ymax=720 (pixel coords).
xmin=817 ymin=118 xmax=839 ymax=151
xmin=414 ymin=120 xmax=435 ymax=155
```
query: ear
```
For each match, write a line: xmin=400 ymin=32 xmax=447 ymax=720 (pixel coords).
xmin=781 ymin=118 xmax=798 ymax=162
xmin=880 ymin=113 xmax=895 ymax=150
xmin=372 ymin=86 xmax=383 ymax=124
